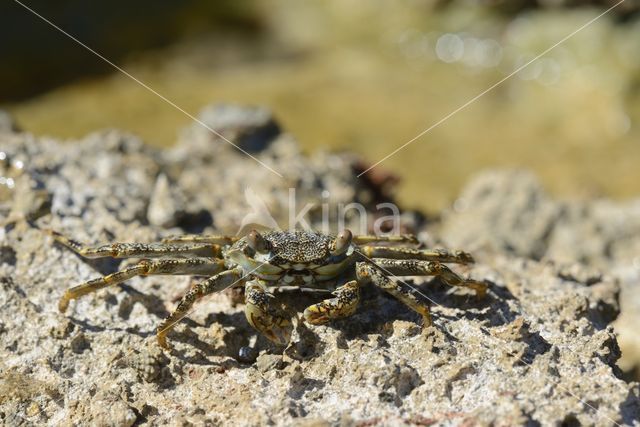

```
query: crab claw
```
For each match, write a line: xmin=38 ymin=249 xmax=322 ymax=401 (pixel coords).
xmin=263 ymin=320 xmax=293 ymax=346
xmin=303 ymin=280 xmax=360 ymax=325
xmin=246 ymin=307 xmax=293 ymax=345
xmin=303 ymin=305 xmax=331 ymax=325
xmin=244 ymin=282 xmax=292 ymax=345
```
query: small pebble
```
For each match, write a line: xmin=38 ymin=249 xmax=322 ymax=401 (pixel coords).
xmin=237 ymin=346 xmax=258 ymax=364
xmin=255 ymin=354 xmax=284 ymax=372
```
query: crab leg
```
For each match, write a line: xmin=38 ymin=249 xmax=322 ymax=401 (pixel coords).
xmin=157 ymin=267 xmax=244 ymax=349
xmin=58 ymin=258 xmax=227 ymax=313
xmin=353 ymin=235 xmax=418 ymax=245
xmin=371 ymin=258 xmax=487 ymax=297
xmin=356 ymin=262 xmax=432 ymax=326
xmin=244 ymin=281 xmax=293 ymax=345
xmin=360 ymin=246 xmax=475 ymax=264
xmin=303 ymin=280 xmax=360 ymax=325
xmin=161 ymin=234 xmax=239 ymax=245
xmin=49 ymin=230 xmax=222 ymax=258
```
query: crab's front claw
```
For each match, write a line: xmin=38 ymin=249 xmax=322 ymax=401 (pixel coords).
xmin=244 ymin=282 xmax=292 ymax=345
xmin=260 ymin=318 xmax=293 ymax=346
xmin=303 ymin=305 xmax=331 ymax=325
xmin=303 ymin=280 xmax=360 ymax=325
xmin=245 ymin=305 xmax=293 ymax=345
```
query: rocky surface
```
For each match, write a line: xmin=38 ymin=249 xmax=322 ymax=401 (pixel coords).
xmin=439 ymin=169 xmax=640 ymax=378
xmin=1 ymin=106 xmax=639 ymax=426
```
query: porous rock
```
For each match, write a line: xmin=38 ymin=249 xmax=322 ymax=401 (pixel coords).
xmin=438 ymin=170 xmax=559 ymax=259
xmin=439 ymin=169 xmax=640 ymax=378
xmin=0 ymin=106 xmax=638 ymax=425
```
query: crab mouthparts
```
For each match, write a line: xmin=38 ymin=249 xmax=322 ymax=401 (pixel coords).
xmin=285 ymin=268 xmax=312 ymax=276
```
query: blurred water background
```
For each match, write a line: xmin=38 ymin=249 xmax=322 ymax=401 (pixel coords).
xmin=1 ymin=0 xmax=639 ymax=212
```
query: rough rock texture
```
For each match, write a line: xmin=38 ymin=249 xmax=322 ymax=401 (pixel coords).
xmin=1 ymin=107 xmax=639 ymax=426
xmin=439 ymin=170 xmax=640 ymax=378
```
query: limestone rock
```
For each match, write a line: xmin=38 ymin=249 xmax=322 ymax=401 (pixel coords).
xmin=0 ymin=107 xmax=638 ymax=425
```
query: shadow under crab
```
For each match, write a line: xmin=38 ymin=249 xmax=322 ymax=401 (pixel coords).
xmin=51 ymin=228 xmax=488 ymax=350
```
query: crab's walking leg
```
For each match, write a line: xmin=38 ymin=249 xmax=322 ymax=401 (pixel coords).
xmin=372 ymin=259 xmax=487 ymax=297
xmin=360 ymin=246 xmax=475 ymax=264
xmin=303 ymin=280 xmax=360 ymax=325
xmin=157 ymin=267 xmax=244 ymax=349
xmin=48 ymin=230 xmax=222 ymax=258
xmin=244 ymin=281 xmax=293 ymax=345
xmin=161 ymin=235 xmax=239 ymax=245
xmin=356 ymin=262 xmax=432 ymax=326
xmin=353 ymin=235 xmax=418 ymax=245
xmin=58 ymin=258 xmax=226 ymax=312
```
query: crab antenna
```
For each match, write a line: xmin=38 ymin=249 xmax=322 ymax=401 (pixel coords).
xmin=331 ymin=229 xmax=353 ymax=256
xmin=247 ymin=229 xmax=269 ymax=253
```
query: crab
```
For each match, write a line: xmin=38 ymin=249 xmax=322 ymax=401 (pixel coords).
xmin=52 ymin=229 xmax=487 ymax=349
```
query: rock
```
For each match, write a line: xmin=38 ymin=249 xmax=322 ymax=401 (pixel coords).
xmin=127 ymin=344 xmax=172 ymax=384
xmin=0 ymin=107 xmax=638 ymax=425
xmin=0 ymin=246 xmax=16 ymax=266
xmin=69 ymin=331 xmax=91 ymax=354
xmin=237 ymin=345 xmax=259 ymax=364
xmin=255 ymin=353 xmax=285 ymax=373
xmin=181 ymin=103 xmax=281 ymax=153
xmin=80 ymin=390 xmax=138 ymax=427
xmin=166 ymin=132 xmax=379 ymax=233
xmin=147 ymin=173 xmax=182 ymax=227
xmin=436 ymin=169 xmax=640 ymax=379
xmin=439 ymin=170 xmax=559 ymax=259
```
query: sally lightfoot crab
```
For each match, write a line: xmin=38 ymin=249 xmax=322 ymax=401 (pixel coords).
xmin=51 ymin=229 xmax=487 ymax=349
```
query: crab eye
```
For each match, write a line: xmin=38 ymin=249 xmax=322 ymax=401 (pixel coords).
xmin=247 ymin=230 xmax=269 ymax=253
xmin=331 ymin=229 xmax=352 ymax=256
